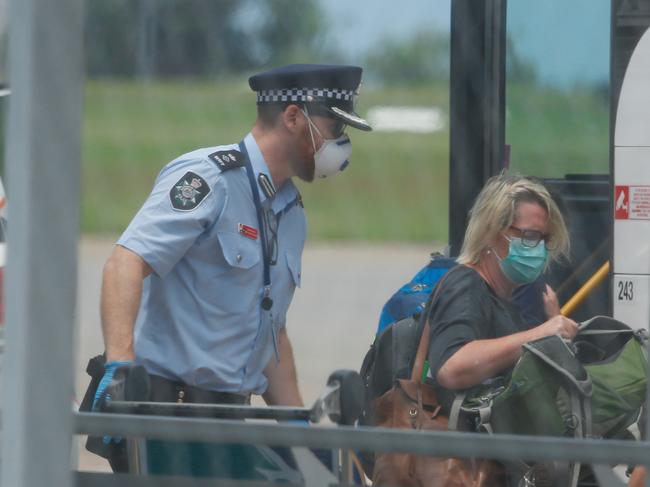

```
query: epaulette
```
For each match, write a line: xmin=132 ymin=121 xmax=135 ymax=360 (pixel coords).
xmin=291 ymin=192 xmax=304 ymax=209
xmin=208 ymin=149 xmax=245 ymax=172
xmin=280 ymin=193 xmax=304 ymax=217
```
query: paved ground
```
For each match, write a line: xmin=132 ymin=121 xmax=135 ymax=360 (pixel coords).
xmin=76 ymin=236 xmax=437 ymax=471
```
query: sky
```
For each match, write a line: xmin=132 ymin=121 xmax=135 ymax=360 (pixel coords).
xmin=319 ymin=0 xmax=610 ymax=88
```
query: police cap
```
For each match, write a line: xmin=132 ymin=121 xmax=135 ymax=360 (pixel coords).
xmin=249 ymin=64 xmax=372 ymax=131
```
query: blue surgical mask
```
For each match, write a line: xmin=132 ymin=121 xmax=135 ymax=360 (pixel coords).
xmin=495 ymin=236 xmax=548 ymax=285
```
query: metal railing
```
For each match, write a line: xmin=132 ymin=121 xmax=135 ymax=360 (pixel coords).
xmin=75 ymin=412 xmax=650 ymax=467
xmin=75 ymin=410 xmax=650 ymax=487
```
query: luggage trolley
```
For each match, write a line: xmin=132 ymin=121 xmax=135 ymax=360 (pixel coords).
xmin=92 ymin=364 xmax=366 ymax=485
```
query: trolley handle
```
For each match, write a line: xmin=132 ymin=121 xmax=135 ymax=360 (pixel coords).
xmin=100 ymin=368 xmax=363 ymax=425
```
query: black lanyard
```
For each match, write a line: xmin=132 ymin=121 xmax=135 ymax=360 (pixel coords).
xmin=238 ymin=141 xmax=273 ymax=311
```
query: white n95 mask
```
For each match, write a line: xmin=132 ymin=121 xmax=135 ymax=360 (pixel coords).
xmin=313 ymin=134 xmax=352 ymax=178
xmin=303 ymin=109 xmax=352 ymax=178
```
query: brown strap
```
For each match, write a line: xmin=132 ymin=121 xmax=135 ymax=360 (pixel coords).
xmin=410 ymin=266 xmax=459 ymax=383
xmin=410 ymin=322 xmax=431 ymax=382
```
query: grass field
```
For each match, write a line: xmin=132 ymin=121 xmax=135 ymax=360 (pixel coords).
xmin=82 ymin=79 xmax=608 ymax=242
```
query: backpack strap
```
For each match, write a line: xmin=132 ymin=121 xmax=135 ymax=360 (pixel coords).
xmin=567 ymin=387 xmax=587 ymax=487
xmin=410 ymin=316 xmax=431 ymax=382
xmin=448 ymin=390 xmax=469 ymax=431
xmin=410 ymin=266 xmax=459 ymax=383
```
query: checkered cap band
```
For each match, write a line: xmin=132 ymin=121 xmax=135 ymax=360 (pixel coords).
xmin=256 ymin=87 xmax=354 ymax=103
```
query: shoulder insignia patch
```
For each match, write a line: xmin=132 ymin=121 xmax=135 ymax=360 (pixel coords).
xmin=170 ymin=171 xmax=211 ymax=211
xmin=208 ymin=149 xmax=245 ymax=172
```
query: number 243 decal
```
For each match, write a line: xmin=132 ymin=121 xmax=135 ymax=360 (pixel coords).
xmin=617 ymin=280 xmax=634 ymax=301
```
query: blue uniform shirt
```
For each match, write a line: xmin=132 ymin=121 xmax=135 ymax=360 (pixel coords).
xmin=118 ymin=133 xmax=306 ymax=395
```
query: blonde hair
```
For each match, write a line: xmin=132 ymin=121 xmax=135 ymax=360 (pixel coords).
xmin=457 ymin=173 xmax=570 ymax=265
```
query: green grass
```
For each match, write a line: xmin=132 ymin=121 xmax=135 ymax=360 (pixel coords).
xmin=506 ymin=82 xmax=609 ymax=176
xmin=82 ymin=79 xmax=608 ymax=242
xmin=83 ymin=80 xmax=257 ymax=233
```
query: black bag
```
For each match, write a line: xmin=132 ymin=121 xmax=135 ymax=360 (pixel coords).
xmin=359 ymin=316 xmax=423 ymax=426
xmin=357 ymin=317 xmax=423 ymax=474
xmin=80 ymin=354 xmax=129 ymax=472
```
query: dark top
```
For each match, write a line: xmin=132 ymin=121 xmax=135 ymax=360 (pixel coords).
xmin=426 ymin=265 xmax=526 ymax=411
xmin=512 ymin=275 xmax=547 ymax=328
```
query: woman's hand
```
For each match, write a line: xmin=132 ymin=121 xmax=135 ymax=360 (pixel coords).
xmin=533 ymin=314 xmax=579 ymax=341
xmin=542 ymin=284 xmax=561 ymax=318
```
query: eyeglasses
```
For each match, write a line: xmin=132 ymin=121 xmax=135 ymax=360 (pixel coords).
xmin=509 ymin=225 xmax=555 ymax=250
xmin=264 ymin=208 xmax=279 ymax=266
xmin=303 ymin=110 xmax=347 ymax=139
xmin=329 ymin=119 xmax=347 ymax=138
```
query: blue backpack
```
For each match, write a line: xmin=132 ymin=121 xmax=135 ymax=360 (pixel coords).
xmin=376 ymin=253 xmax=548 ymax=335
xmin=377 ymin=253 xmax=457 ymax=334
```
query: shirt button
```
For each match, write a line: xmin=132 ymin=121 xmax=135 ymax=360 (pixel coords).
xmin=236 ymin=254 xmax=242 ymax=263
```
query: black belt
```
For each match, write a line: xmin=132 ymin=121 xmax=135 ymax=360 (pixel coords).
xmin=148 ymin=374 xmax=250 ymax=405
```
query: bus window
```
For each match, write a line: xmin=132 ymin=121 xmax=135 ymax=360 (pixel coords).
xmin=505 ymin=0 xmax=610 ymax=178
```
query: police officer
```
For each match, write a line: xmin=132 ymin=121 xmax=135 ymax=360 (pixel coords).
xmin=94 ymin=65 xmax=372 ymax=416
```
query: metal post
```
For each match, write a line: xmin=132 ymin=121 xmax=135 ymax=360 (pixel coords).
xmin=136 ymin=0 xmax=156 ymax=80
xmin=1 ymin=0 xmax=83 ymax=486
xmin=340 ymin=450 xmax=353 ymax=485
xmin=127 ymin=439 xmax=144 ymax=475
xmin=448 ymin=0 xmax=507 ymax=256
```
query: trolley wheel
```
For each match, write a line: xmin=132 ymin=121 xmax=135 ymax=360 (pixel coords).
xmin=327 ymin=369 xmax=363 ymax=425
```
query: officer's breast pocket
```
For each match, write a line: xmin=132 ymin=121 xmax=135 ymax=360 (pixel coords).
xmin=217 ymin=231 xmax=261 ymax=270
xmin=212 ymin=231 xmax=261 ymax=313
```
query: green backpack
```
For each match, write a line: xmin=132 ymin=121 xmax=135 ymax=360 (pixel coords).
xmin=583 ymin=318 xmax=647 ymax=439
xmin=451 ymin=316 xmax=646 ymax=440
xmin=449 ymin=316 xmax=646 ymax=486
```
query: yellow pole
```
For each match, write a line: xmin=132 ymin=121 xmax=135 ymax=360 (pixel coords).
xmin=560 ymin=261 xmax=610 ymax=317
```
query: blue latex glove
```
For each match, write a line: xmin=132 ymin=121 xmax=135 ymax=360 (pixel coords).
xmin=286 ymin=419 xmax=310 ymax=426
xmin=92 ymin=360 xmax=133 ymax=445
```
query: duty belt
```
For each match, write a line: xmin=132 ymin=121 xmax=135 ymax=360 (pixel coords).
xmin=148 ymin=374 xmax=251 ymax=405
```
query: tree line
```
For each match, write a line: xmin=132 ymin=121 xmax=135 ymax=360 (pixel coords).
xmin=85 ymin=0 xmax=326 ymax=77
xmin=85 ymin=0 xmax=535 ymax=84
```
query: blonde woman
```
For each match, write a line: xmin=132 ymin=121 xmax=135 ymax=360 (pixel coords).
xmin=427 ymin=173 xmax=578 ymax=409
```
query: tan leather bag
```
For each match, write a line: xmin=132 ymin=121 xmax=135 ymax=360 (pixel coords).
xmin=629 ymin=466 xmax=646 ymax=487
xmin=371 ymin=280 xmax=504 ymax=487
